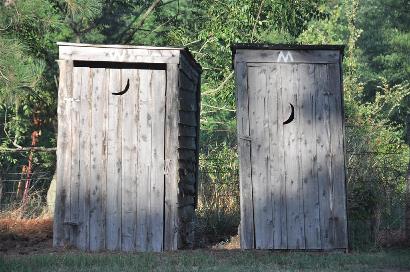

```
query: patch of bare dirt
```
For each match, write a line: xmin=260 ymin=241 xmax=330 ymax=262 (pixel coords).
xmin=0 ymin=212 xmax=55 ymax=255
xmin=212 ymin=235 xmax=240 ymax=250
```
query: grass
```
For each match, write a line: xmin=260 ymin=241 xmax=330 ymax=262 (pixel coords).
xmin=1 ymin=249 xmax=410 ymax=272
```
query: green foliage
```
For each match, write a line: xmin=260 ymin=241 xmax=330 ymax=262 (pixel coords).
xmin=0 ymin=0 xmax=408 ymax=247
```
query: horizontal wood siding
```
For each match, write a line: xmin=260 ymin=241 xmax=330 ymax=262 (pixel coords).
xmin=177 ymin=55 xmax=200 ymax=248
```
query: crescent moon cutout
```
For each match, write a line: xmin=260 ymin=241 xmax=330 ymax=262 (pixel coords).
xmin=283 ymin=103 xmax=295 ymax=125
xmin=112 ymin=79 xmax=130 ymax=95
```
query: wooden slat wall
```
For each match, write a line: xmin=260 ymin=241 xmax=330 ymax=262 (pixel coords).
xmin=235 ymin=52 xmax=347 ymax=250
xmin=89 ymin=68 xmax=107 ymax=251
xmin=77 ymin=67 xmax=91 ymax=250
xmin=55 ymin=47 xmax=200 ymax=252
xmin=164 ymin=64 xmax=179 ymax=251
xmin=235 ymin=62 xmax=254 ymax=249
xmin=56 ymin=64 xmax=169 ymax=251
xmin=248 ymin=67 xmax=273 ymax=249
xmin=177 ymin=55 xmax=201 ymax=248
xmin=54 ymin=60 xmax=73 ymax=247
xmin=149 ymin=70 xmax=166 ymax=252
xmin=106 ymin=69 xmax=122 ymax=251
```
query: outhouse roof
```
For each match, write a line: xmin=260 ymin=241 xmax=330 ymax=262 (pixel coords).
xmin=231 ymin=43 xmax=345 ymax=53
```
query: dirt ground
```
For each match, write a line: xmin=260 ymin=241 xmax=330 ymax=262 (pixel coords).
xmin=0 ymin=214 xmax=58 ymax=255
xmin=0 ymin=214 xmax=242 ymax=255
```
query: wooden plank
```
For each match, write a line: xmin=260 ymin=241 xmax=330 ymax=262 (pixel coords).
xmin=69 ymin=67 xmax=81 ymax=246
xmin=328 ymin=63 xmax=348 ymax=249
xmin=164 ymin=64 xmax=179 ymax=250
xmin=315 ymin=65 xmax=334 ymax=249
xmin=58 ymin=42 xmax=184 ymax=51
xmin=89 ymin=68 xmax=107 ymax=251
xmin=194 ymin=74 xmax=201 ymax=208
xmin=77 ymin=67 xmax=91 ymax=250
xmin=179 ymin=54 xmax=200 ymax=79
xmin=278 ymin=64 xmax=303 ymax=249
xmin=121 ymin=68 xmax=138 ymax=251
xmin=135 ymin=69 xmax=151 ymax=251
xmin=248 ymin=66 xmax=273 ymax=249
xmin=106 ymin=68 xmax=122 ymax=251
xmin=149 ymin=69 xmax=166 ymax=252
xmin=267 ymin=65 xmax=285 ymax=249
xmin=54 ymin=60 xmax=73 ymax=247
xmin=235 ymin=62 xmax=254 ymax=249
xmin=179 ymin=97 xmax=197 ymax=112
xmin=235 ymin=50 xmax=341 ymax=64
xmin=179 ymin=90 xmax=196 ymax=102
xmin=59 ymin=46 xmax=180 ymax=64
xmin=179 ymin=171 xmax=195 ymax=185
xmin=178 ymin=150 xmax=196 ymax=161
xmin=179 ymin=125 xmax=197 ymax=137
xmin=299 ymin=64 xmax=321 ymax=249
xmin=179 ymin=136 xmax=196 ymax=150
xmin=179 ymin=72 xmax=195 ymax=91
xmin=179 ymin=111 xmax=197 ymax=127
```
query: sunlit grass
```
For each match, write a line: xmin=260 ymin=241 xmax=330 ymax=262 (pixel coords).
xmin=1 ymin=249 xmax=410 ymax=272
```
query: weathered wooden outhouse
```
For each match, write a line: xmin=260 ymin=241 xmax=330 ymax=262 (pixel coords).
xmin=232 ymin=44 xmax=348 ymax=250
xmin=54 ymin=42 xmax=201 ymax=252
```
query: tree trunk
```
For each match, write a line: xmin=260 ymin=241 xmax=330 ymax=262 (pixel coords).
xmin=405 ymin=115 xmax=410 ymax=242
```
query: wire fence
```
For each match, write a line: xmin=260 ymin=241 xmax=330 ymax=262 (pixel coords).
xmin=0 ymin=125 xmax=408 ymax=249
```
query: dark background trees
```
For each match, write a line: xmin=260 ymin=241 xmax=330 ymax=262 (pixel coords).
xmin=0 ymin=0 xmax=408 ymax=247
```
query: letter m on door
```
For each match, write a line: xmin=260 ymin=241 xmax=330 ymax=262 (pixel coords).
xmin=277 ymin=51 xmax=294 ymax=62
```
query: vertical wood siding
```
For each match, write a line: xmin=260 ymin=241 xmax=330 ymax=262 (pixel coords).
xmin=235 ymin=53 xmax=347 ymax=250
xmin=55 ymin=46 xmax=200 ymax=252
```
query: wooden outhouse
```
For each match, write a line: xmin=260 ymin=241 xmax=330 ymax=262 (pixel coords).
xmin=54 ymin=43 xmax=201 ymax=252
xmin=232 ymin=44 xmax=348 ymax=250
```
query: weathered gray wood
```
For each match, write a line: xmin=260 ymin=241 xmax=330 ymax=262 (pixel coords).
xmin=315 ymin=65 xmax=333 ymax=249
xmin=180 ymin=53 xmax=200 ymax=79
xmin=179 ymin=97 xmax=197 ymax=112
xmin=248 ymin=66 xmax=274 ymax=249
xmin=57 ymin=42 xmax=184 ymax=51
xmin=236 ymin=50 xmax=341 ymax=64
xmin=179 ymin=125 xmax=197 ymax=137
xmin=54 ymin=60 xmax=73 ymax=247
xmin=106 ymin=68 xmax=122 ymax=251
xmin=56 ymin=43 xmax=201 ymax=252
xmin=59 ymin=45 xmax=180 ymax=64
xmin=136 ymin=69 xmax=151 ymax=251
xmin=70 ymin=67 xmax=81 ymax=245
xmin=194 ymin=74 xmax=201 ymax=208
xmin=328 ymin=63 xmax=348 ymax=248
xmin=77 ymin=67 xmax=91 ymax=250
xmin=179 ymin=90 xmax=196 ymax=102
xmin=149 ymin=69 xmax=166 ymax=252
xmin=179 ymin=111 xmax=197 ymax=127
xmin=266 ymin=65 xmax=285 ymax=249
xmin=235 ymin=62 xmax=254 ymax=249
xmin=89 ymin=68 xmax=107 ymax=251
xmin=179 ymin=171 xmax=195 ymax=185
xmin=282 ymin=64 xmax=305 ymax=249
xmin=121 ymin=68 xmax=137 ymax=251
xmin=179 ymin=72 xmax=196 ymax=91
xmin=179 ymin=136 xmax=196 ymax=150
xmin=299 ymin=64 xmax=321 ymax=249
xmin=164 ymin=64 xmax=179 ymax=250
xmin=178 ymin=150 xmax=196 ymax=161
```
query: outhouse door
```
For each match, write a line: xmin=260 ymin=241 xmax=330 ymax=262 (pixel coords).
xmin=66 ymin=62 xmax=166 ymax=251
xmin=237 ymin=56 xmax=347 ymax=250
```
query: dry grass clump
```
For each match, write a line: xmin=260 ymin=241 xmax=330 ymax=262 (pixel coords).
xmin=0 ymin=207 xmax=53 ymax=253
